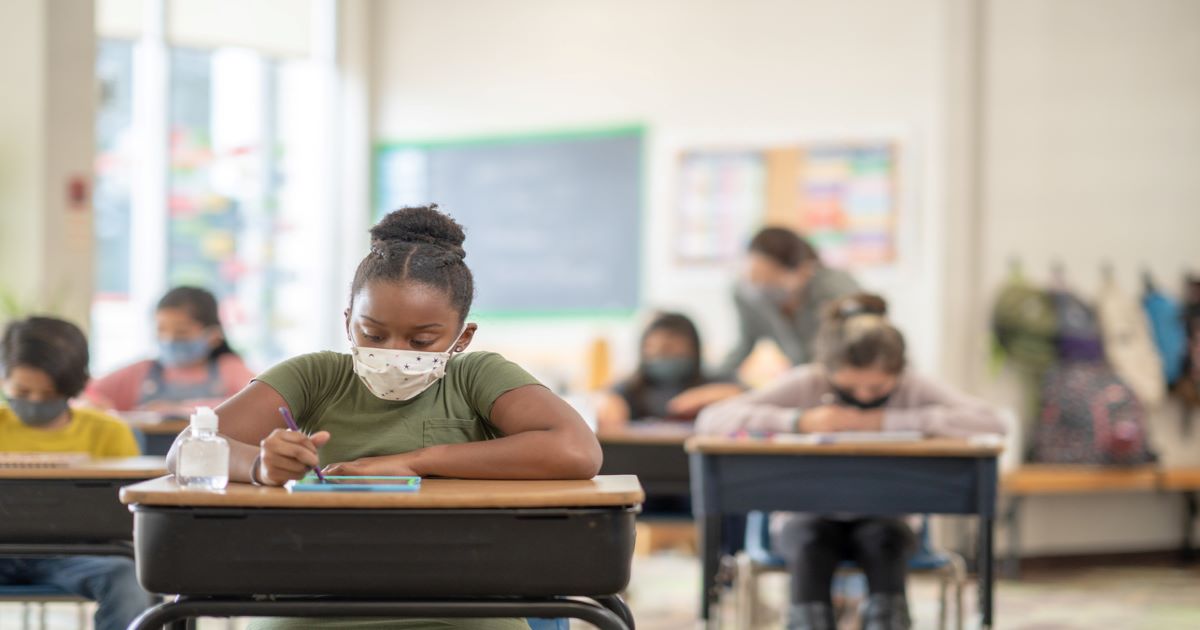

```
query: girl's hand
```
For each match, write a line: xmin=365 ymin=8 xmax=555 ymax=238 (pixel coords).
xmin=259 ymin=429 xmax=330 ymax=486
xmin=797 ymin=406 xmax=883 ymax=433
xmin=666 ymin=383 xmax=746 ymax=418
xmin=323 ymin=452 xmax=420 ymax=477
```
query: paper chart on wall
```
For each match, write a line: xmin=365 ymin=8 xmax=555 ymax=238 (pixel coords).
xmin=675 ymin=140 xmax=899 ymax=269
xmin=793 ymin=143 xmax=897 ymax=267
xmin=674 ymin=150 xmax=765 ymax=264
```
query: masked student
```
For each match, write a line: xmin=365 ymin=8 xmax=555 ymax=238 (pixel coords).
xmin=719 ymin=227 xmax=860 ymax=378
xmin=596 ymin=312 xmax=743 ymax=432
xmin=0 ymin=317 xmax=157 ymax=630
xmin=165 ymin=205 xmax=601 ymax=630
xmin=697 ymin=294 xmax=1006 ymax=630
xmin=85 ymin=286 xmax=254 ymax=415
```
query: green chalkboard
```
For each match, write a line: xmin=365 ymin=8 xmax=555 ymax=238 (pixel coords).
xmin=374 ymin=126 xmax=643 ymax=317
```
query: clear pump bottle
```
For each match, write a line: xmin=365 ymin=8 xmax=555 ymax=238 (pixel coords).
xmin=176 ymin=406 xmax=229 ymax=490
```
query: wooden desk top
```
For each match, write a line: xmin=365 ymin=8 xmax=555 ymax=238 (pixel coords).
xmin=129 ymin=419 xmax=189 ymax=435
xmin=1159 ymin=468 xmax=1200 ymax=491
xmin=118 ymin=412 xmax=190 ymax=435
xmin=685 ymin=436 xmax=1003 ymax=458
xmin=1002 ymin=465 xmax=1159 ymax=494
xmin=598 ymin=421 xmax=693 ymax=445
xmin=120 ymin=474 xmax=646 ymax=509
xmin=0 ymin=456 xmax=168 ymax=479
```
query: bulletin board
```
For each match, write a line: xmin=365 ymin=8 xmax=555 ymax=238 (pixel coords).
xmin=373 ymin=126 xmax=643 ymax=317
xmin=676 ymin=140 xmax=899 ymax=268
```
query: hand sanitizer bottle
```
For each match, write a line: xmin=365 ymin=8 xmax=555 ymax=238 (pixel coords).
xmin=177 ymin=406 xmax=229 ymax=490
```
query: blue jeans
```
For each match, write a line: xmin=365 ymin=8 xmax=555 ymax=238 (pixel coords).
xmin=0 ymin=556 xmax=156 ymax=630
xmin=526 ymin=618 xmax=569 ymax=630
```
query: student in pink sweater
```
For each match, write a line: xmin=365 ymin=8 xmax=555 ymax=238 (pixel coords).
xmin=696 ymin=293 xmax=1006 ymax=630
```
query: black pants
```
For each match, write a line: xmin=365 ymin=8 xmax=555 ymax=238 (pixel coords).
xmin=772 ymin=515 xmax=915 ymax=605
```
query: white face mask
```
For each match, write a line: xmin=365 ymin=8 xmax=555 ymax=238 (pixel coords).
xmin=350 ymin=325 xmax=467 ymax=401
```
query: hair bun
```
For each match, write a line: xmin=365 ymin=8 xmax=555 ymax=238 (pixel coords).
xmin=370 ymin=204 xmax=466 ymax=258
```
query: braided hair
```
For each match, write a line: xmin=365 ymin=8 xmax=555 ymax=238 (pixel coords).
xmin=350 ymin=205 xmax=475 ymax=321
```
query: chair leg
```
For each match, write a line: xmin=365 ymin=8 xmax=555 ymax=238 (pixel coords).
xmin=734 ymin=553 xmax=755 ymax=630
xmin=951 ymin=554 xmax=967 ymax=630
xmin=937 ymin=573 xmax=948 ymax=630
xmin=21 ymin=602 xmax=30 ymax=630
xmin=78 ymin=603 xmax=88 ymax=630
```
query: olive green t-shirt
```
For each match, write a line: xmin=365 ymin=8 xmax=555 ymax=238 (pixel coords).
xmin=257 ymin=350 xmax=541 ymax=468
xmin=251 ymin=350 xmax=541 ymax=630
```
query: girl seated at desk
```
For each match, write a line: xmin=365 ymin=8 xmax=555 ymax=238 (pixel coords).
xmin=167 ymin=205 xmax=601 ymax=630
xmin=696 ymin=293 xmax=1006 ymax=630
xmin=596 ymin=312 xmax=742 ymax=432
xmin=0 ymin=316 xmax=155 ymax=630
xmin=85 ymin=286 xmax=254 ymax=416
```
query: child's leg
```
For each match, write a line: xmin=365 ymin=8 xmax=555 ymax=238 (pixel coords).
xmin=772 ymin=515 xmax=849 ymax=606
xmin=772 ymin=515 xmax=851 ymax=629
xmin=847 ymin=518 xmax=915 ymax=630
xmin=27 ymin=556 xmax=157 ymax=630
xmin=847 ymin=517 xmax=914 ymax=596
xmin=0 ymin=558 xmax=36 ymax=584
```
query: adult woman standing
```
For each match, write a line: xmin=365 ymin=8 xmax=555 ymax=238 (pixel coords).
xmin=719 ymin=227 xmax=860 ymax=377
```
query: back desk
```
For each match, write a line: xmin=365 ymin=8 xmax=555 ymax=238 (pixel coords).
xmin=0 ymin=457 xmax=167 ymax=556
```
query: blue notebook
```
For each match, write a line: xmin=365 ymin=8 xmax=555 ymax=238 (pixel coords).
xmin=287 ymin=473 xmax=422 ymax=492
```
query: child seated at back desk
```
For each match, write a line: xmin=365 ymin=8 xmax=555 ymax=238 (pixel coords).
xmin=697 ymin=294 xmax=1006 ymax=630
xmin=0 ymin=317 xmax=156 ymax=630
xmin=596 ymin=312 xmax=743 ymax=431
xmin=167 ymin=205 xmax=602 ymax=630
xmin=85 ymin=286 xmax=254 ymax=417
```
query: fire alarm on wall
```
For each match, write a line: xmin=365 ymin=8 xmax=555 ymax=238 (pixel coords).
xmin=68 ymin=176 xmax=89 ymax=211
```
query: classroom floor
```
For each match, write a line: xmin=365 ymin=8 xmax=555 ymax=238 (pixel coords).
xmin=4 ymin=555 xmax=1199 ymax=629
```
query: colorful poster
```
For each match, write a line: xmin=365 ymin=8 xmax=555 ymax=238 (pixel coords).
xmin=674 ymin=151 xmax=765 ymax=264
xmin=795 ymin=143 xmax=897 ymax=267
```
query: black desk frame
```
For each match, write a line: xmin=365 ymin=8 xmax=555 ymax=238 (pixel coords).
xmin=690 ymin=451 xmax=998 ymax=628
xmin=134 ymin=595 xmax=634 ymax=630
xmin=126 ymin=504 xmax=639 ymax=630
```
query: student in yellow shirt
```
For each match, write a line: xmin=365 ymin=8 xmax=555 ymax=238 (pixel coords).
xmin=0 ymin=316 xmax=154 ymax=630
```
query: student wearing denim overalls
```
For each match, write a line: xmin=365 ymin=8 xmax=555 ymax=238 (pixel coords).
xmin=86 ymin=287 xmax=254 ymax=416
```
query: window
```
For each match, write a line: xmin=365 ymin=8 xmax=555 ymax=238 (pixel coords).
xmin=92 ymin=0 xmax=334 ymax=373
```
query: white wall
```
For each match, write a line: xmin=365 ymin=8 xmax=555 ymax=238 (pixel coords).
xmin=369 ymin=0 xmax=956 ymax=388
xmin=0 ymin=0 xmax=96 ymax=328
xmin=979 ymin=0 xmax=1200 ymax=554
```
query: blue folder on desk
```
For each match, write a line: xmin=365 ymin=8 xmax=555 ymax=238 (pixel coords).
xmin=287 ymin=473 xmax=422 ymax=492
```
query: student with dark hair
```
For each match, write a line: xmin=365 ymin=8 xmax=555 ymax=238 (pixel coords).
xmin=85 ymin=286 xmax=254 ymax=414
xmin=596 ymin=312 xmax=742 ymax=430
xmin=0 ymin=316 xmax=156 ymax=630
xmin=719 ymin=226 xmax=860 ymax=376
xmin=166 ymin=205 xmax=602 ymax=630
xmin=698 ymin=294 xmax=1006 ymax=630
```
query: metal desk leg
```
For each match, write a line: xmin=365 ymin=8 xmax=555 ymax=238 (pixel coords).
xmin=1183 ymin=492 xmax=1198 ymax=564
xmin=129 ymin=597 xmax=633 ymax=630
xmin=698 ymin=513 xmax=722 ymax=625
xmin=595 ymin=594 xmax=635 ymax=630
xmin=1004 ymin=496 xmax=1022 ymax=578
xmin=978 ymin=516 xmax=995 ymax=630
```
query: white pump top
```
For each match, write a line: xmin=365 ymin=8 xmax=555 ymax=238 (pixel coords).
xmin=190 ymin=406 xmax=219 ymax=432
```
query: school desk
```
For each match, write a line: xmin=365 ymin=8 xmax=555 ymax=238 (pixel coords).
xmin=0 ymin=457 xmax=167 ymax=558
xmin=598 ymin=421 xmax=692 ymax=500
xmin=120 ymin=475 xmax=645 ymax=630
xmin=121 ymin=415 xmax=190 ymax=456
xmin=686 ymin=437 xmax=1002 ymax=629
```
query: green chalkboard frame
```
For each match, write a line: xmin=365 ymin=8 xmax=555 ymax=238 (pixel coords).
xmin=371 ymin=123 xmax=647 ymax=321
